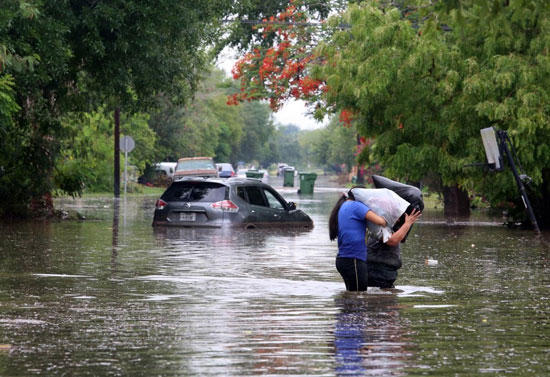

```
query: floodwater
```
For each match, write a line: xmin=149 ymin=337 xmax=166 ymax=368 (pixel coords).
xmin=1 ymin=175 xmax=550 ymax=376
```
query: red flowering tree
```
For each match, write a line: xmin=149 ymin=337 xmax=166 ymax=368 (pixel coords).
xmin=228 ymin=1 xmax=371 ymax=181
xmin=228 ymin=3 xmax=326 ymax=110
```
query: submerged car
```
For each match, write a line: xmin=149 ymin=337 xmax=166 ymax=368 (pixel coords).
xmin=152 ymin=177 xmax=313 ymax=229
xmin=174 ymin=157 xmax=217 ymax=181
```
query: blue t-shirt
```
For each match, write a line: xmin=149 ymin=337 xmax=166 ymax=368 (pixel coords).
xmin=337 ymin=201 xmax=370 ymax=261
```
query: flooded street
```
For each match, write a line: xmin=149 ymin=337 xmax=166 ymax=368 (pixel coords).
xmin=1 ymin=176 xmax=550 ymax=376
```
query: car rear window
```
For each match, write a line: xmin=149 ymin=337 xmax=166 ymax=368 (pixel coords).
xmin=163 ymin=182 xmax=227 ymax=202
xmin=176 ymin=159 xmax=215 ymax=171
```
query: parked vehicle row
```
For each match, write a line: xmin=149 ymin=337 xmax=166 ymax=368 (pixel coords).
xmin=150 ymin=157 xmax=275 ymax=182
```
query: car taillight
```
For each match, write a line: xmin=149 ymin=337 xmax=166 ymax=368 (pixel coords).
xmin=155 ymin=199 xmax=167 ymax=210
xmin=230 ymin=171 xmax=235 ymax=177
xmin=211 ymin=200 xmax=239 ymax=213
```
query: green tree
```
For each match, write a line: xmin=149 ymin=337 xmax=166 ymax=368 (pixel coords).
xmin=0 ymin=0 xmax=231 ymax=217
xmin=218 ymin=0 xmax=334 ymax=53
xmin=147 ymin=68 xmax=276 ymax=169
xmin=299 ymin=117 xmax=366 ymax=173
xmin=275 ymin=125 xmax=303 ymax=168
xmin=234 ymin=101 xmax=276 ymax=166
xmin=148 ymin=69 xmax=242 ymax=163
xmin=56 ymin=110 xmax=156 ymax=193
xmin=315 ymin=1 xmax=550 ymax=224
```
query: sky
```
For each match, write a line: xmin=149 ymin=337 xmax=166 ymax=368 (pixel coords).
xmin=215 ymin=49 xmax=328 ymax=131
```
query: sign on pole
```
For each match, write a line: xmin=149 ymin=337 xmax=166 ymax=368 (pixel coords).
xmin=120 ymin=135 xmax=135 ymax=153
xmin=119 ymin=136 xmax=135 ymax=195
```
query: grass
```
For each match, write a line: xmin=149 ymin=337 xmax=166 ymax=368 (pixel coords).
xmin=60 ymin=185 xmax=166 ymax=199
xmin=422 ymin=192 xmax=444 ymax=210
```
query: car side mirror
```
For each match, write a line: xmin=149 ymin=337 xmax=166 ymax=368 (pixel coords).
xmin=288 ymin=202 xmax=297 ymax=211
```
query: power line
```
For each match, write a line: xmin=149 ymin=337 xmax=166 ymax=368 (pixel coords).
xmin=222 ymin=19 xmax=350 ymax=29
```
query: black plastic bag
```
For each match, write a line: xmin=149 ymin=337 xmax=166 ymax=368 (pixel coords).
xmin=372 ymin=175 xmax=424 ymax=212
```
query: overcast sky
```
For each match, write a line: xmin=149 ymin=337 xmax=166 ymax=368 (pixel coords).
xmin=215 ymin=49 xmax=327 ymax=131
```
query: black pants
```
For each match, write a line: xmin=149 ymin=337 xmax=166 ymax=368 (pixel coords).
xmin=335 ymin=257 xmax=368 ymax=291
xmin=367 ymin=262 xmax=398 ymax=288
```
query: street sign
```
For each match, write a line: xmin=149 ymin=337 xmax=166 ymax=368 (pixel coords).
xmin=120 ymin=135 xmax=135 ymax=197
xmin=120 ymin=135 xmax=135 ymax=153
xmin=480 ymin=127 xmax=502 ymax=171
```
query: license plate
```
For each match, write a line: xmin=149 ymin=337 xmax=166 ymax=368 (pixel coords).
xmin=179 ymin=212 xmax=196 ymax=222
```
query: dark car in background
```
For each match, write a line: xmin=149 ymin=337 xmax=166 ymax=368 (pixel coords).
xmin=152 ymin=178 xmax=313 ymax=229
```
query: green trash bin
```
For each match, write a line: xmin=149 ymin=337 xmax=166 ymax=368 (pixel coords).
xmin=246 ymin=170 xmax=264 ymax=179
xmin=283 ymin=169 xmax=295 ymax=187
xmin=298 ymin=172 xmax=317 ymax=194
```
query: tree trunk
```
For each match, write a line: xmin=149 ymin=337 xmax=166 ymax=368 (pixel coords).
xmin=442 ymin=184 xmax=471 ymax=218
xmin=355 ymin=134 xmax=365 ymax=184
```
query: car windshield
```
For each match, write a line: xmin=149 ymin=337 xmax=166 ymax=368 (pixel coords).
xmin=176 ymin=159 xmax=215 ymax=171
xmin=163 ymin=182 xmax=226 ymax=202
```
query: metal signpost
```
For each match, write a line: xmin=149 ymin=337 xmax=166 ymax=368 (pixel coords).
xmin=119 ymin=135 xmax=135 ymax=196
xmin=480 ymin=127 xmax=540 ymax=233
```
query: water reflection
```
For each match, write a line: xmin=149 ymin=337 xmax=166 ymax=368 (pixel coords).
xmin=1 ymin=188 xmax=550 ymax=376
xmin=152 ymin=225 xmax=314 ymax=247
xmin=111 ymin=198 xmax=120 ymax=271
xmin=334 ymin=292 xmax=412 ymax=376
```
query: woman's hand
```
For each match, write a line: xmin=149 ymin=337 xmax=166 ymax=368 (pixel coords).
xmin=404 ymin=208 xmax=422 ymax=226
xmin=385 ymin=209 xmax=422 ymax=247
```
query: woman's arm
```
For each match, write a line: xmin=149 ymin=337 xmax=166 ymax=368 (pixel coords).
xmin=365 ymin=210 xmax=387 ymax=227
xmin=385 ymin=209 xmax=422 ymax=247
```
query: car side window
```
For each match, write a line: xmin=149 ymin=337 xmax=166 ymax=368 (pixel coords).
xmin=237 ymin=186 xmax=247 ymax=201
xmin=264 ymin=189 xmax=285 ymax=210
xmin=244 ymin=186 xmax=267 ymax=207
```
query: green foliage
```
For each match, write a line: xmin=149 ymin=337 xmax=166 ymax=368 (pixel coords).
xmin=299 ymin=117 xmax=357 ymax=170
xmin=0 ymin=74 xmax=19 ymax=127
xmin=0 ymin=0 xmax=233 ymax=216
xmin=275 ymin=125 xmax=303 ymax=168
xmin=149 ymin=69 xmax=237 ymax=160
xmin=56 ymin=110 xmax=156 ymax=194
xmin=312 ymin=0 xmax=550 ymax=226
xmin=236 ymin=101 xmax=276 ymax=166
xmin=148 ymin=68 xmax=277 ymax=168
xmin=219 ymin=0 xmax=334 ymax=53
xmin=53 ymin=159 xmax=92 ymax=198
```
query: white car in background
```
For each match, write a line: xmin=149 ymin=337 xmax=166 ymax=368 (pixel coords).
xmin=236 ymin=169 xmax=248 ymax=178
xmin=154 ymin=162 xmax=177 ymax=179
xmin=259 ymin=169 xmax=269 ymax=178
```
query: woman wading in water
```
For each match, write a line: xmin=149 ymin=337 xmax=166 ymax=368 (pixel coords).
xmin=329 ymin=188 xmax=421 ymax=291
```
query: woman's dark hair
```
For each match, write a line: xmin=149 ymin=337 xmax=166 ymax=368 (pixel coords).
xmin=328 ymin=186 xmax=364 ymax=241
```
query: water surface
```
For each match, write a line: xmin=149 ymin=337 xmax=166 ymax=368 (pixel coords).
xmin=1 ymin=176 xmax=549 ymax=376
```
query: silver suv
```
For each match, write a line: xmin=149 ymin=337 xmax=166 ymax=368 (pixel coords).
xmin=152 ymin=177 xmax=313 ymax=229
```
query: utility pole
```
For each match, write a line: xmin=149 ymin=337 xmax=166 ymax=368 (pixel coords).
xmin=114 ymin=108 xmax=120 ymax=197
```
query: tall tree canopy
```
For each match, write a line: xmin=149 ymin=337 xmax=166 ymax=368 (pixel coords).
xmin=231 ymin=0 xmax=550 ymax=227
